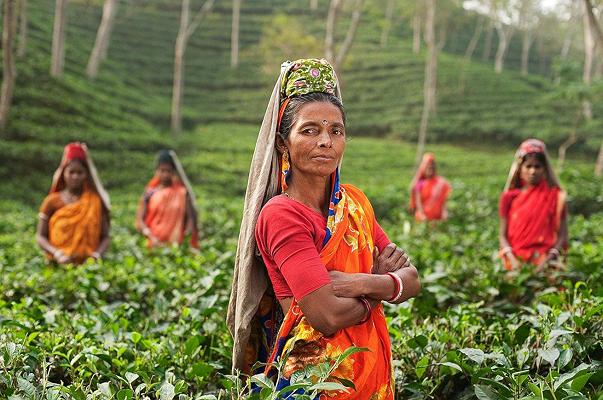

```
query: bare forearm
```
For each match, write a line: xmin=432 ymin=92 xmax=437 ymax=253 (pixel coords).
xmin=95 ymin=236 xmax=110 ymax=256
xmin=554 ymin=215 xmax=568 ymax=250
xmin=299 ymin=288 xmax=371 ymax=336
xmin=36 ymin=234 xmax=58 ymax=255
xmin=499 ymin=218 xmax=511 ymax=249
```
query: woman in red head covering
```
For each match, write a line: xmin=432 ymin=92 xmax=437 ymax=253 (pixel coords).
xmin=499 ymin=139 xmax=568 ymax=271
xmin=36 ymin=143 xmax=111 ymax=264
xmin=409 ymin=153 xmax=451 ymax=221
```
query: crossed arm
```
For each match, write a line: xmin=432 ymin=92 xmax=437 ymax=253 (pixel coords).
xmin=294 ymin=243 xmax=421 ymax=336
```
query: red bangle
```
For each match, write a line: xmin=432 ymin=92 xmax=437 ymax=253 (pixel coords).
xmin=387 ymin=272 xmax=404 ymax=303
xmin=357 ymin=297 xmax=372 ymax=325
xmin=387 ymin=272 xmax=400 ymax=302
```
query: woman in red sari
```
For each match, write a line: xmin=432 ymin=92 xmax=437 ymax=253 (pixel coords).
xmin=409 ymin=153 xmax=451 ymax=221
xmin=227 ymin=59 xmax=421 ymax=398
xmin=36 ymin=142 xmax=111 ymax=264
xmin=499 ymin=139 xmax=568 ymax=271
xmin=135 ymin=150 xmax=199 ymax=249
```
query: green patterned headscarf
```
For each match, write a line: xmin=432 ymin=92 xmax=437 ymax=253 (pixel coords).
xmin=280 ymin=58 xmax=337 ymax=99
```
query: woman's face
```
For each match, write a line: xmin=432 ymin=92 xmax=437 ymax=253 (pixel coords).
xmin=284 ymin=101 xmax=346 ymax=180
xmin=63 ymin=160 xmax=88 ymax=191
xmin=424 ymin=161 xmax=435 ymax=179
xmin=157 ymin=163 xmax=175 ymax=186
xmin=520 ymin=153 xmax=545 ymax=186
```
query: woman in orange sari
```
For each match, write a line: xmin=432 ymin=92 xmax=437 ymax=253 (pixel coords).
xmin=409 ymin=153 xmax=451 ymax=221
xmin=499 ymin=139 xmax=568 ymax=271
xmin=36 ymin=142 xmax=111 ymax=264
xmin=227 ymin=59 xmax=421 ymax=398
xmin=135 ymin=150 xmax=199 ymax=249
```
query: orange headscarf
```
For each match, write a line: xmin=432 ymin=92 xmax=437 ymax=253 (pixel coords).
xmin=264 ymin=185 xmax=394 ymax=399
xmin=409 ymin=153 xmax=451 ymax=221
xmin=47 ymin=143 xmax=108 ymax=263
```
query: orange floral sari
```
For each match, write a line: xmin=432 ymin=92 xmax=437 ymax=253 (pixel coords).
xmin=48 ymin=190 xmax=103 ymax=264
xmin=264 ymin=184 xmax=394 ymax=399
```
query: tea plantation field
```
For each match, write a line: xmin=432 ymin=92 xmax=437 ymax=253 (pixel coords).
xmin=1 ymin=126 xmax=602 ymax=399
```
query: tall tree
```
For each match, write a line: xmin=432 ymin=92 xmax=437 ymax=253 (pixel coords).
xmin=490 ymin=0 xmax=516 ymax=74
xmin=415 ymin=0 xmax=437 ymax=166
xmin=324 ymin=0 xmax=342 ymax=63
xmin=50 ymin=0 xmax=68 ymax=78
xmin=481 ymin=19 xmax=493 ymax=60
xmin=86 ymin=0 xmax=118 ymax=79
xmin=17 ymin=0 xmax=27 ymax=57
xmin=310 ymin=0 xmax=318 ymax=10
xmin=582 ymin=0 xmax=603 ymax=175
xmin=380 ymin=0 xmax=395 ymax=48
xmin=518 ymin=0 xmax=538 ymax=76
xmin=324 ymin=0 xmax=365 ymax=71
xmin=334 ymin=0 xmax=365 ymax=69
xmin=230 ymin=0 xmax=241 ymax=68
xmin=582 ymin=0 xmax=597 ymax=121
xmin=464 ymin=14 xmax=484 ymax=60
xmin=0 ymin=0 xmax=17 ymax=132
xmin=171 ymin=0 xmax=216 ymax=135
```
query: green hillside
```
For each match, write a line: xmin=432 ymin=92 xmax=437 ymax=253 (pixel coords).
xmin=1 ymin=0 xmax=601 ymax=203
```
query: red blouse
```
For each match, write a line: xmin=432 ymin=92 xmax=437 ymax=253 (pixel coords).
xmin=255 ymin=194 xmax=391 ymax=300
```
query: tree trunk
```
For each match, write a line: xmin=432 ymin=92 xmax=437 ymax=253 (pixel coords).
xmin=310 ymin=0 xmax=318 ymax=10
xmin=583 ymin=0 xmax=603 ymax=46
xmin=595 ymin=56 xmax=603 ymax=79
xmin=464 ymin=16 xmax=483 ymax=60
xmin=50 ymin=0 xmax=67 ymax=78
xmin=324 ymin=0 xmax=341 ymax=64
xmin=560 ymin=34 xmax=572 ymax=60
xmin=557 ymin=110 xmax=581 ymax=172
xmin=436 ymin=20 xmax=448 ymax=51
xmin=415 ymin=0 xmax=436 ymax=166
xmin=230 ymin=0 xmax=241 ymax=68
xmin=0 ymin=0 xmax=17 ymax=133
xmin=17 ymin=0 xmax=26 ymax=57
xmin=520 ymin=30 xmax=533 ymax=76
xmin=380 ymin=0 xmax=394 ymax=48
xmin=86 ymin=0 xmax=117 ymax=79
xmin=412 ymin=13 xmax=421 ymax=54
xmin=335 ymin=0 xmax=364 ymax=69
xmin=482 ymin=20 xmax=493 ymax=60
xmin=582 ymin=1 xmax=595 ymax=121
xmin=494 ymin=23 xmax=512 ymax=74
xmin=595 ymin=139 xmax=603 ymax=177
xmin=171 ymin=0 xmax=190 ymax=136
xmin=170 ymin=0 xmax=214 ymax=136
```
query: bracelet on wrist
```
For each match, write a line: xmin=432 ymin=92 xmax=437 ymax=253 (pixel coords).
xmin=501 ymin=246 xmax=513 ymax=255
xmin=356 ymin=297 xmax=372 ymax=325
xmin=386 ymin=272 xmax=403 ymax=303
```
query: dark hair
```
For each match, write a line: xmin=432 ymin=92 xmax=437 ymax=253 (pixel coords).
xmin=278 ymin=92 xmax=345 ymax=140
xmin=156 ymin=149 xmax=176 ymax=168
xmin=522 ymin=152 xmax=546 ymax=165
